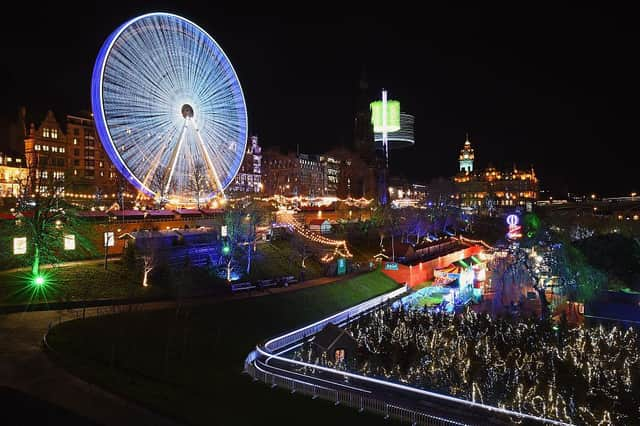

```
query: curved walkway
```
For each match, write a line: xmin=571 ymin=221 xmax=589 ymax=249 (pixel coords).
xmin=0 ymin=272 xmax=357 ymax=425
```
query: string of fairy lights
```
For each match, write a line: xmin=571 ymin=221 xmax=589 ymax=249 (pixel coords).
xmin=293 ymin=305 xmax=638 ymax=425
xmin=277 ymin=212 xmax=352 ymax=261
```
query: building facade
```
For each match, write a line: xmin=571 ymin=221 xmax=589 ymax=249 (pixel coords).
xmin=229 ymin=136 xmax=262 ymax=193
xmin=263 ymin=148 xmax=335 ymax=198
xmin=0 ymin=152 xmax=27 ymax=197
xmin=453 ymin=136 xmax=538 ymax=211
xmin=18 ymin=110 xmax=138 ymax=206
xmin=66 ymin=112 xmax=120 ymax=195
xmin=24 ymin=110 xmax=67 ymax=194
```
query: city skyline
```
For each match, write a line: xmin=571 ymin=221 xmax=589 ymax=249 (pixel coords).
xmin=1 ymin=5 xmax=637 ymax=196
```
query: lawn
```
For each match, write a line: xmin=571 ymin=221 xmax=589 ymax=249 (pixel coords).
xmin=0 ymin=241 xmax=326 ymax=307
xmin=415 ymin=295 xmax=444 ymax=308
xmin=46 ymin=269 xmax=399 ymax=425
xmin=247 ymin=240 xmax=324 ymax=281
xmin=0 ymin=260 xmax=166 ymax=307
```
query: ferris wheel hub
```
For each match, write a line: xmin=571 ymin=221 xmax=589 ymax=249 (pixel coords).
xmin=181 ymin=104 xmax=194 ymax=119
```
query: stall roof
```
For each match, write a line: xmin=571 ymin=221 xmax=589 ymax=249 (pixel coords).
xmin=145 ymin=210 xmax=175 ymax=218
xmin=174 ymin=209 xmax=203 ymax=216
xmin=453 ymin=256 xmax=478 ymax=268
xmin=108 ymin=210 xmax=146 ymax=218
xmin=78 ymin=211 xmax=109 ymax=219
xmin=200 ymin=208 xmax=224 ymax=216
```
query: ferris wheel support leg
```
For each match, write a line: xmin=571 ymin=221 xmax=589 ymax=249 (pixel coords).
xmin=163 ymin=119 xmax=188 ymax=195
xmin=142 ymin=142 xmax=169 ymax=190
xmin=192 ymin=118 xmax=226 ymax=198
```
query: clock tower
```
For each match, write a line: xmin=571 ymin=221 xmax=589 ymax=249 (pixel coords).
xmin=459 ymin=133 xmax=474 ymax=172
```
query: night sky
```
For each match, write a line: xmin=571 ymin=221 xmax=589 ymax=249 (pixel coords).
xmin=1 ymin=5 xmax=638 ymax=196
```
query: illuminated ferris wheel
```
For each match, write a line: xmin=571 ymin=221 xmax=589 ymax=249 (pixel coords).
xmin=91 ymin=13 xmax=248 ymax=205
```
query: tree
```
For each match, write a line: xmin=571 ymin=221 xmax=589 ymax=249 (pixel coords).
xmin=149 ymin=166 xmax=174 ymax=209
xmin=138 ymin=231 xmax=157 ymax=288
xmin=187 ymin=162 xmax=210 ymax=209
xmin=222 ymin=209 xmax=243 ymax=282
xmin=374 ymin=205 xmax=402 ymax=261
xmin=241 ymin=203 xmax=265 ymax=275
xmin=11 ymin=162 xmax=76 ymax=277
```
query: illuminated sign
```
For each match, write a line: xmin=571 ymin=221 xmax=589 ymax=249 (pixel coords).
xmin=506 ymin=214 xmax=522 ymax=240
xmin=64 ymin=234 xmax=76 ymax=251
xmin=13 ymin=237 xmax=27 ymax=255
xmin=385 ymin=262 xmax=399 ymax=271
xmin=370 ymin=99 xmax=401 ymax=133
xmin=221 ymin=225 xmax=228 ymax=237
xmin=337 ymin=258 xmax=346 ymax=275
xmin=104 ymin=232 xmax=115 ymax=247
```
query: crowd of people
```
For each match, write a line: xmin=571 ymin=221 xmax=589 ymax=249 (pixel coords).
xmin=295 ymin=306 xmax=639 ymax=425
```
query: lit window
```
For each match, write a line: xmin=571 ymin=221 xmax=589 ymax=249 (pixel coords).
xmin=64 ymin=234 xmax=76 ymax=250
xmin=13 ymin=237 xmax=27 ymax=255
xmin=104 ymin=232 xmax=115 ymax=247
xmin=42 ymin=145 xmax=49 ymax=151
xmin=99 ymin=161 xmax=104 ymax=167
xmin=51 ymin=146 xmax=58 ymax=152
xmin=100 ymin=171 xmax=104 ymax=177
xmin=41 ymin=171 xmax=48 ymax=179
xmin=73 ymin=138 xmax=78 ymax=145
xmin=60 ymin=147 xmax=65 ymax=153
xmin=334 ymin=349 xmax=345 ymax=363
xmin=51 ymin=129 xmax=58 ymax=139
xmin=73 ymin=169 xmax=78 ymax=176
xmin=35 ymin=145 xmax=41 ymax=151
xmin=43 ymin=128 xmax=50 ymax=138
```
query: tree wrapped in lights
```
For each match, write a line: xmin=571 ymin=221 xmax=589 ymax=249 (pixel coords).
xmin=0 ymin=161 xmax=95 ymax=279
xmin=295 ymin=305 xmax=640 ymax=425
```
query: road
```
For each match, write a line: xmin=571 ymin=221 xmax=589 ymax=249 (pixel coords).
xmin=0 ymin=271 xmax=360 ymax=425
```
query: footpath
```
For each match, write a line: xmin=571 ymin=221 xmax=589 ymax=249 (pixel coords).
xmin=0 ymin=272 xmax=359 ymax=425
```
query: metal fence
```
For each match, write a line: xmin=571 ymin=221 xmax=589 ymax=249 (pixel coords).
xmin=246 ymin=362 xmax=463 ymax=426
xmin=248 ymin=285 xmax=572 ymax=426
xmin=263 ymin=285 xmax=408 ymax=353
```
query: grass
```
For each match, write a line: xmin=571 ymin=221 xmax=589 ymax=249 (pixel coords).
xmin=0 ymin=260 xmax=166 ymax=306
xmin=0 ymin=241 xmax=325 ymax=307
xmin=46 ymin=269 xmax=399 ymax=425
xmin=247 ymin=240 xmax=324 ymax=281
xmin=416 ymin=295 xmax=444 ymax=308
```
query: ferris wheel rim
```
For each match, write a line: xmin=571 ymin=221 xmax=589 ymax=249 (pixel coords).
xmin=91 ymin=12 xmax=248 ymax=202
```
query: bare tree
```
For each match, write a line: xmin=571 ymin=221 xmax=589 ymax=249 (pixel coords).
xmin=187 ymin=162 xmax=210 ymax=209
xmin=138 ymin=231 xmax=156 ymax=288
xmin=149 ymin=166 xmax=174 ymax=209
xmin=242 ymin=203 xmax=266 ymax=275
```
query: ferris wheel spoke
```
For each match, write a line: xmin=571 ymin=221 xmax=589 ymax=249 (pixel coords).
xmin=162 ymin=119 xmax=189 ymax=196
xmin=93 ymin=13 xmax=247 ymax=204
xmin=192 ymin=118 xmax=225 ymax=197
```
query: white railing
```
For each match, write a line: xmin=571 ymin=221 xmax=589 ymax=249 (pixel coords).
xmin=263 ymin=285 xmax=408 ymax=353
xmin=247 ymin=361 xmax=462 ymax=426
xmin=247 ymin=285 xmax=573 ymax=426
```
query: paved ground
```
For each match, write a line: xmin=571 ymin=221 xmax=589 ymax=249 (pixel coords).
xmin=0 ymin=272 xmax=358 ymax=425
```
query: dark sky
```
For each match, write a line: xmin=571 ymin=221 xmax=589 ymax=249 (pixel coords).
xmin=1 ymin=5 xmax=638 ymax=196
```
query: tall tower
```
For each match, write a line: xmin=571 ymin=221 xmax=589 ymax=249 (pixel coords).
xmin=459 ymin=133 xmax=474 ymax=172
xmin=353 ymin=68 xmax=374 ymax=162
